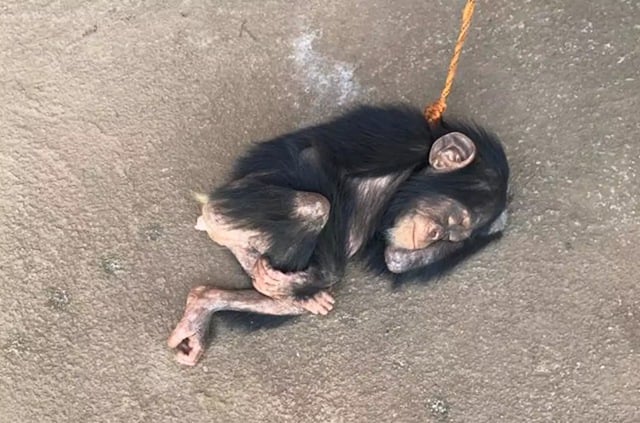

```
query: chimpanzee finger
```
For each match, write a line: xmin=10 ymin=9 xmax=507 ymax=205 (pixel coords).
xmin=315 ymin=294 xmax=335 ymax=314
xmin=318 ymin=291 xmax=335 ymax=305
xmin=301 ymin=299 xmax=323 ymax=315
xmin=173 ymin=335 xmax=204 ymax=366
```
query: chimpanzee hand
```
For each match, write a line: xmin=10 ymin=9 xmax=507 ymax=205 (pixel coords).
xmin=252 ymin=257 xmax=308 ymax=298
xmin=252 ymin=257 xmax=335 ymax=315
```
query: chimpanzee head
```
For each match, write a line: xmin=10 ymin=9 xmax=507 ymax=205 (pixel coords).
xmin=383 ymin=121 xmax=510 ymax=274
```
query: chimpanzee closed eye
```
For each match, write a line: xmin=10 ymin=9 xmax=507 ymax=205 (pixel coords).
xmin=387 ymin=195 xmax=472 ymax=249
xmin=168 ymin=105 xmax=509 ymax=366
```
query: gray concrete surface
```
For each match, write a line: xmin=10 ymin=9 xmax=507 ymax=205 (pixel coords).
xmin=1 ymin=0 xmax=639 ymax=422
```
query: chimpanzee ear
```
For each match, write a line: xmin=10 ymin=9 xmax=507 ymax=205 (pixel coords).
xmin=428 ymin=132 xmax=477 ymax=172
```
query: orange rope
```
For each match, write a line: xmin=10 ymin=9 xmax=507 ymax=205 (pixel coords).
xmin=425 ymin=0 xmax=476 ymax=125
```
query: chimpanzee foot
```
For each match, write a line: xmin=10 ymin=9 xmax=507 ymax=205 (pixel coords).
xmin=168 ymin=286 xmax=333 ymax=366
xmin=167 ymin=285 xmax=217 ymax=366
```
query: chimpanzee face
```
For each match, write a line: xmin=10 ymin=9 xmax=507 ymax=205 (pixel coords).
xmin=387 ymin=131 xmax=479 ymax=250
xmin=383 ymin=130 xmax=508 ymax=273
xmin=388 ymin=195 xmax=473 ymax=250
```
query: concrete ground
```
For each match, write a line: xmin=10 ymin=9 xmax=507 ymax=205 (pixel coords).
xmin=1 ymin=0 xmax=639 ymax=421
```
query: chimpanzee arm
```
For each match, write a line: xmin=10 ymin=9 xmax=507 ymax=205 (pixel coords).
xmin=253 ymin=259 xmax=336 ymax=298
xmin=254 ymin=209 xmax=348 ymax=299
xmin=383 ymin=241 xmax=466 ymax=274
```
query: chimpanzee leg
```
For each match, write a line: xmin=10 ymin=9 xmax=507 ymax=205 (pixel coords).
xmin=197 ymin=179 xmax=332 ymax=298
xmin=167 ymin=285 xmax=335 ymax=366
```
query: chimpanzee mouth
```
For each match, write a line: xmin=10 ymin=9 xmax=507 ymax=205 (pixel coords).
xmin=383 ymin=244 xmax=441 ymax=273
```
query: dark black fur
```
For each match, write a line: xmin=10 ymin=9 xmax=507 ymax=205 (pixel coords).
xmin=211 ymin=104 xmax=509 ymax=295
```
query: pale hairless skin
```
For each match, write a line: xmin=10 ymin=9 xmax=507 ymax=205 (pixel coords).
xmin=167 ymin=194 xmax=335 ymax=366
xmin=167 ymin=285 xmax=334 ymax=366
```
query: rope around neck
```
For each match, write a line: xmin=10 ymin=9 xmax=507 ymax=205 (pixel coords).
xmin=424 ymin=0 xmax=476 ymax=126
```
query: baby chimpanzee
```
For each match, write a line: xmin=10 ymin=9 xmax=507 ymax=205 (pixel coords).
xmin=168 ymin=104 xmax=509 ymax=365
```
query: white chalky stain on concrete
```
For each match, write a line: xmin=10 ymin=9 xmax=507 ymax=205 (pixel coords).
xmin=291 ymin=31 xmax=360 ymax=106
